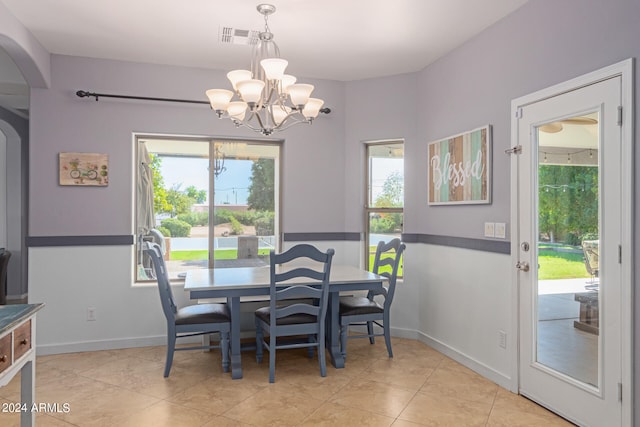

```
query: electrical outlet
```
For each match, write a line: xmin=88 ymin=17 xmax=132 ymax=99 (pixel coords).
xmin=498 ymin=330 xmax=507 ymax=349
xmin=495 ymin=223 xmax=506 ymax=239
xmin=87 ymin=307 xmax=97 ymax=321
xmin=484 ymin=222 xmax=495 ymax=238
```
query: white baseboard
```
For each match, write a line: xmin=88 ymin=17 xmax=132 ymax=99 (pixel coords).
xmin=413 ymin=329 xmax=513 ymax=390
xmin=36 ymin=335 xmax=168 ymax=356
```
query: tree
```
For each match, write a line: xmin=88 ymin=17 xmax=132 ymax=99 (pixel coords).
xmin=185 ymin=185 xmax=206 ymax=204
xmin=538 ymin=165 xmax=598 ymax=243
xmin=374 ymin=171 xmax=403 ymax=208
xmin=372 ymin=171 xmax=404 ymax=233
xmin=149 ymin=154 xmax=171 ymax=214
xmin=166 ymin=184 xmax=193 ymax=218
xmin=247 ymin=158 xmax=275 ymax=211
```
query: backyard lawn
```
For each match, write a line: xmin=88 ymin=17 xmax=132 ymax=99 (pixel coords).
xmin=538 ymin=246 xmax=589 ymax=280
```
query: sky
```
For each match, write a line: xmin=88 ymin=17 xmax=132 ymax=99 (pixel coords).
xmin=160 ymin=157 xmax=253 ymax=205
xmin=160 ymin=156 xmax=404 ymax=206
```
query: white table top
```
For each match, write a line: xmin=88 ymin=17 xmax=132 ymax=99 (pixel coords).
xmin=185 ymin=265 xmax=384 ymax=292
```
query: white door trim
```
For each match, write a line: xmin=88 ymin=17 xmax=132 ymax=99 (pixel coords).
xmin=509 ymin=58 xmax=634 ymax=426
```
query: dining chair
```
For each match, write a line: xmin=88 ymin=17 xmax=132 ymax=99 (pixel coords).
xmin=144 ymin=242 xmax=230 ymax=377
xmin=339 ymin=238 xmax=405 ymax=358
xmin=0 ymin=250 xmax=11 ymax=305
xmin=255 ymin=244 xmax=334 ymax=383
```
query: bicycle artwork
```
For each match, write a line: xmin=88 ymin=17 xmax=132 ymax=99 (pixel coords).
xmin=59 ymin=152 xmax=109 ymax=186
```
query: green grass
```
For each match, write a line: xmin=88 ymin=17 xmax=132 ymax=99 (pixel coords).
xmin=538 ymin=249 xmax=589 ymax=280
xmin=170 ymin=249 xmax=270 ymax=261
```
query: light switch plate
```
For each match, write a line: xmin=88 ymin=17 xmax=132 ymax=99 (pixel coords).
xmin=484 ymin=222 xmax=495 ymax=238
xmin=495 ymin=223 xmax=506 ymax=239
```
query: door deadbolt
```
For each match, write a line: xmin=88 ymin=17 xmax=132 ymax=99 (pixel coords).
xmin=521 ymin=242 xmax=530 ymax=252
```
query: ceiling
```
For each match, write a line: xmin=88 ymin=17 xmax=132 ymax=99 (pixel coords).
xmin=0 ymin=0 xmax=529 ymax=113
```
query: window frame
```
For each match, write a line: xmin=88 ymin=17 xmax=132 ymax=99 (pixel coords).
xmin=134 ymin=134 xmax=282 ymax=283
xmin=364 ymin=140 xmax=404 ymax=272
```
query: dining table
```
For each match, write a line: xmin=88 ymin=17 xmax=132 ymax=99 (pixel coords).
xmin=184 ymin=264 xmax=385 ymax=380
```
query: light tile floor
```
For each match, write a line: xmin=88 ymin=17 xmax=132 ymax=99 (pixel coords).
xmin=0 ymin=337 xmax=574 ymax=426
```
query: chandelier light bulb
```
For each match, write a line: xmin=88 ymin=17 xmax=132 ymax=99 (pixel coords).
xmin=227 ymin=70 xmax=253 ymax=91
xmin=302 ymin=98 xmax=324 ymax=118
xmin=288 ymin=83 xmax=314 ymax=106
xmin=205 ymin=89 xmax=233 ymax=111
xmin=261 ymin=58 xmax=288 ymax=80
xmin=228 ymin=101 xmax=248 ymax=120
xmin=272 ymin=105 xmax=292 ymax=125
xmin=281 ymin=74 xmax=297 ymax=93
xmin=237 ymin=79 xmax=265 ymax=104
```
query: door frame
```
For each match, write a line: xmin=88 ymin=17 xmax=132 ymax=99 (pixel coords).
xmin=509 ymin=58 xmax=634 ymax=425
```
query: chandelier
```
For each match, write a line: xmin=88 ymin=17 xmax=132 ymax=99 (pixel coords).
xmin=213 ymin=145 xmax=226 ymax=177
xmin=206 ymin=4 xmax=329 ymax=136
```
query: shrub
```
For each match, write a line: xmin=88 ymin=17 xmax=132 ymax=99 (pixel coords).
xmin=177 ymin=211 xmax=208 ymax=226
xmin=565 ymin=232 xmax=581 ymax=246
xmin=254 ymin=211 xmax=275 ymax=236
xmin=156 ymin=226 xmax=171 ymax=238
xmin=371 ymin=217 xmax=396 ymax=233
xmin=161 ymin=218 xmax=191 ymax=237
xmin=213 ymin=209 xmax=235 ymax=225
xmin=581 ymin=232 xmax=598 ymax=242
xmin=229 ymin=216 xmax=244 ymax=235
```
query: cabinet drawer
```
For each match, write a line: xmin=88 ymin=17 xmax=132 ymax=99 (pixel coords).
xmin=0 ymin=333 xmax=12 ymax=374
xmin=13 ymin=320 xmax=32 ymax=361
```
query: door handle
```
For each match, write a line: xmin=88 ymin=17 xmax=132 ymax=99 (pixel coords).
xmin=516 ymin=261 xmax=530 ymax=272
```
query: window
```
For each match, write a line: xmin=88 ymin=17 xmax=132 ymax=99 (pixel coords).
xmin=365 ymin=141 xmax=404 ymax=272
xmin=136 ymin=136 xmax=281 ymax=281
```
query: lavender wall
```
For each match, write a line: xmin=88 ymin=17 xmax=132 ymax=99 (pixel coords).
xmin=29 ymin=55 xmax=346 ymax=236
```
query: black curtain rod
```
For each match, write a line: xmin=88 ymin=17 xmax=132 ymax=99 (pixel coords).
xmin=76 ymin=90 xmax=209 ymax=105
xmin=76 ymin=90 xmax=331 ymax=114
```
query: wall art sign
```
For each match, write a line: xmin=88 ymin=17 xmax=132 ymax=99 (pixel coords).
xmin=427 ymin=125 xmax=491 ymax=205
xmin=59 ymin=152 xmax=109 ymax=186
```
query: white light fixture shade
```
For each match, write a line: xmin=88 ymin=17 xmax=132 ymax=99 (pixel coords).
xmin=281 ymin=74 xmax=297 ymax=93
xmin=272 ymin=105 xmax=291 ymax=125
xmin=260 ymin=58 xmax=288 ymax=80
xmin=288 ymin=83 xmax=314 ymax=106
xmin=237 ymin=79 xmax=265 ymax=103
xmin=302 ymin=98 xmax=324 ymax=118
xmin=206 ymin=89 xmax=234 ymax=111
xmin=227 ymin=69 xmax=252 ymax=90
xmin=228 ymin=101 xmax=248 ymax=120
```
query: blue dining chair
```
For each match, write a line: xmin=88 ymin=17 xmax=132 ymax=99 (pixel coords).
xmin=339 ymin=238 xmax=405 ymax=358
xmin=255 ymin=244 xmax=334 ymax=383
xmin=144 ymin=242 xmax=230 ymax=377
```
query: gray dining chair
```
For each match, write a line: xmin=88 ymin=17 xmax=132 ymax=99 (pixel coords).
xmin=255 ymin=244 xmax=334 ymax=383
xmin=144 ymin=242 xmax=230 ymax=377
xmin=339 ymin=238 xmax=405 ymax=358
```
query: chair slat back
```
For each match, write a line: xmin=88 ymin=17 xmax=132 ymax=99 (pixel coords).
xmin=371 ymin=239 xmax=406 ymax=308
xmin=144 ymin=242 xmax=177 ymax=321
xmin=269 ymin=244 xmax=334 ymax=325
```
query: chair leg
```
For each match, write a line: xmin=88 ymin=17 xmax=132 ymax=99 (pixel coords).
xmin=268 ymin=336 xmax=276 ymax=383
xmin=164 ymin=333 xmax=176 ymax=378
xmin=255 ymin=320 xmax=264 ymax=363
xmin=318 ymin=331 xmax=326 ymax=377
xmin=220 ymin=331 xmax=230 ymax=373
xmin=367 ymin=321 xmax=375 ymax=344
xmin=383 ymin=313 xmax=393 ymax=358
xmin=307 ymin=334 xmax=315 ymax=358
